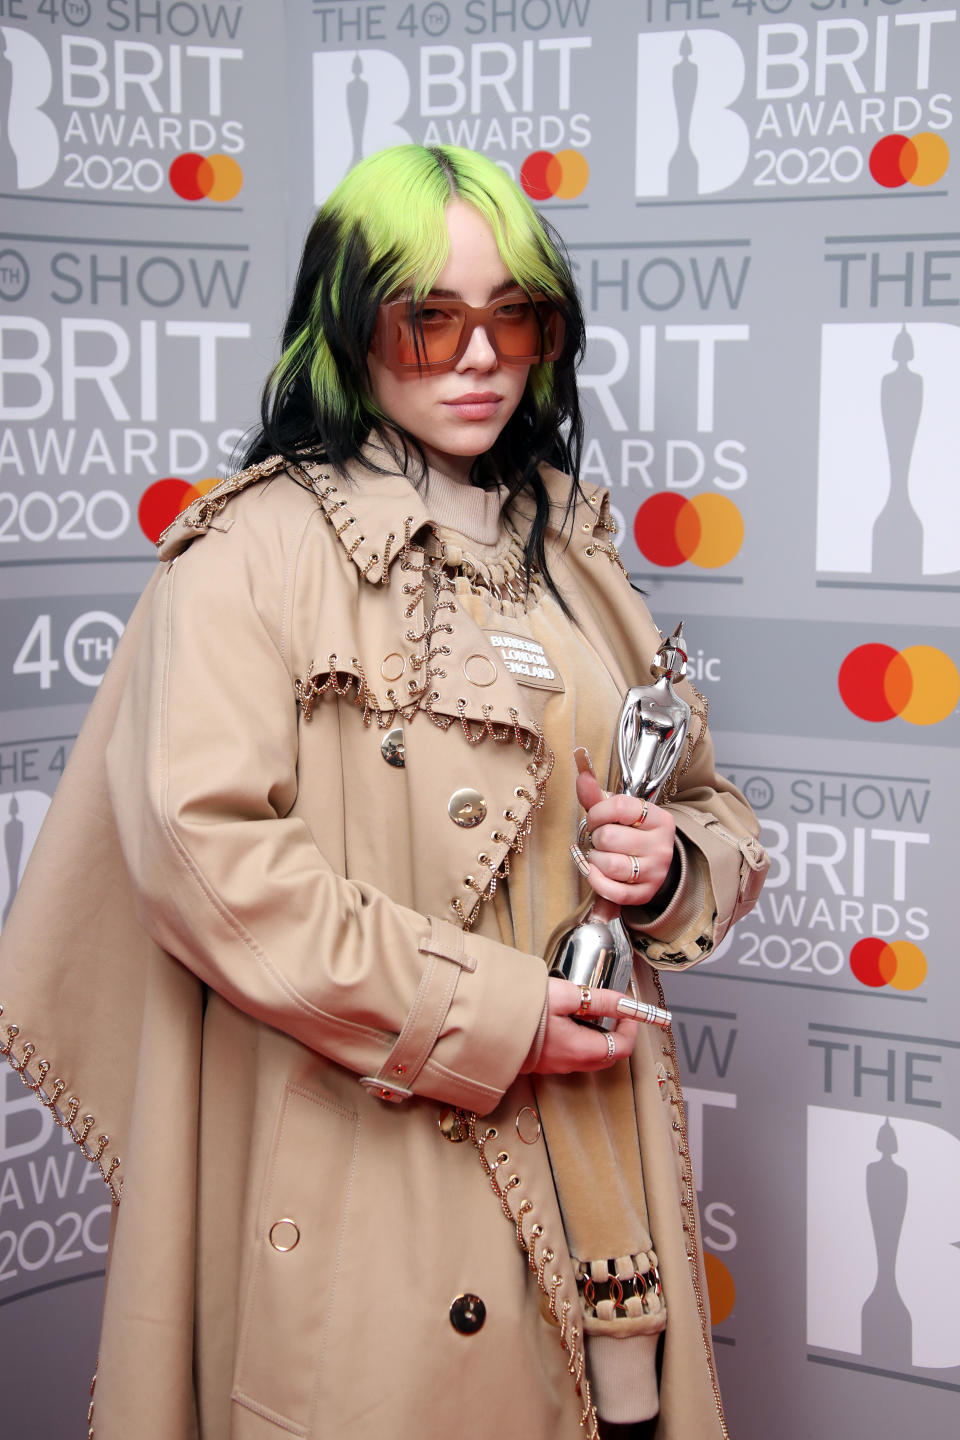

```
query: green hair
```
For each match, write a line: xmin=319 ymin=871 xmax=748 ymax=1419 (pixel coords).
xmin=244 ymin=144 xmax=586 ymax=598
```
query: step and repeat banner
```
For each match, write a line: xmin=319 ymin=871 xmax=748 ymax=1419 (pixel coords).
xmin=1 ymin=1 xmax=958 ymax=1434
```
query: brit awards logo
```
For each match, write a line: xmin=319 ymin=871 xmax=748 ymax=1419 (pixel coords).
xmin=817 ymin=323 xmax=960 ymax=581
xmin=635 ymin=31 xmax=750 ymax=198
xmin=0 ymin=27 xmax=59 ymax=190
xmin=807 ymin=1106 xmax=960 ymax=1378
xmin=312 ymin=50 xmax=412 ymax=203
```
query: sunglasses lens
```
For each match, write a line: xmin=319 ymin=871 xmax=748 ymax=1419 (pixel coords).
xmin=495 ymin=300 xmax=563 ymax=360
xmin=393 ymin=305 xmax=465 ymax=367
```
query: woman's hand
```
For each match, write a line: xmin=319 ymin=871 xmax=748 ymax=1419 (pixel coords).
xmin=530 ymin=978 xmax=639 ymax=1075
xmin=575 ymin=759 xmax=676 ymax=910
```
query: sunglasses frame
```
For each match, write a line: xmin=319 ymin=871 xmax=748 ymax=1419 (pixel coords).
xmin=371 ymin=289 xmax=565 ymax=374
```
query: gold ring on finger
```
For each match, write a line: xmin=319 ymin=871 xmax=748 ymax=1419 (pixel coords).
xmin=631 ymin=799 xmax=649 ymax=829
xmin=576 ymin=987 xmax=592 ymax=1017
xmin=628 ymin=854 xmax=642 ymax=883
xmin=605 ymin=1032 xmax=616 ymax=1062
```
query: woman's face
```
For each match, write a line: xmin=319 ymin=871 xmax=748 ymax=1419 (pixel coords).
xmin=367 ymin=200 xmax=532 ymax=482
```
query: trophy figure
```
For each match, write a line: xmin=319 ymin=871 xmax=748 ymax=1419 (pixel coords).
xmin=545 ymin=624 xmax=692 ymax=1030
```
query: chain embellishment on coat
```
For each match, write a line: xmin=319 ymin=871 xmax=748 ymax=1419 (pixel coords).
xmin=156 ymin=454 xmax=288 ymax=549
xmin=466 ymin=1112 xmax=599 ymax=1440
xmin=652 ymin=971 xmax=731 ymax=1440
xmin=452 ymin=719 xmax=555 ymax=934
xmin=0 ymin=1005 xmax=122 ymax=1206
xmin=582 ymin=500 xmax=630 ymax=579
xmin=436 ymin=526 xmax=543 ymax=615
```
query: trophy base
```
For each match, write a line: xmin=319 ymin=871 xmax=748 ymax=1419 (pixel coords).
xmin=546 ymin=914 xmax=634 ymax=1032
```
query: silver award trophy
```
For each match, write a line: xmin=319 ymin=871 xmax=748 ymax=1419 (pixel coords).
xmin=545 ymin=624 xmax=692 ymax=1031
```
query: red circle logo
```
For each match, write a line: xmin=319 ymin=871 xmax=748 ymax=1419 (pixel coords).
xmin=838 ymin=644 xmax=959 ymax=726
xmin=869 ymin=132 xmax=949 ymax=188
xmin=139 ymin=476 xmax=221 ymax=543
xmin=520 ymin=149 xmax=589 ymax=200
xmin=850 ymin=938 xmax=927 ymax=991
xmin=169 ymin=153 xmax=243 ymax=202
xmin=633 ymin=493 xmax=743 ymax=569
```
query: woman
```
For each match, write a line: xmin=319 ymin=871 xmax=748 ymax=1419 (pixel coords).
xmin=0 ymin=146 xmax=767 ymax=1439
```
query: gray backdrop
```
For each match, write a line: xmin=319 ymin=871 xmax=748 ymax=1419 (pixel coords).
xmin=1 ymin=1 xmax=958 ymax=1434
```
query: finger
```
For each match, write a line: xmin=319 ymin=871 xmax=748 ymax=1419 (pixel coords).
xmin=591 ymin=1016 xmax=640 ymax=1068
xmin=580 ymin=857 xmax=664 ymax=908
xmin=588 ymin=823 xmax=675 ymax=859
xmin=549 ymin=978 xmax=630 ymax=1023
xmin=584 ymin=793 xmax=673 ymax=836
xmin=575 ymin=767 xmax=606 ymax=813
xmin=589 ymin=848 xmax=663 ymax=889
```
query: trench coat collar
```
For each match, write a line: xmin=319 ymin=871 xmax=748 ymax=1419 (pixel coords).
xmin=295 ymin=447 xmax=609 ymax=587
xmin=155 ymin=441 xmax=610 ymax=581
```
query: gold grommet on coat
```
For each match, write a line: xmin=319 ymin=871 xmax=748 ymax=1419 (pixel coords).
xmin=380 ymin=652 xmax=406 ymax=682
xmin=515 ymin=1106 xmax=542 ymax=1145
xmin=450 ymin=1293 xmax=486 ymax=1335
xmin=448 ymin=788 xmax=487 ymax=828
xmin=268 ymin=1219 xmax=300 ymax=1252
xmin=380 ymin=727 xmax=405 ymax=768
xmin=462 ymin=653 xmax=498 ymax=687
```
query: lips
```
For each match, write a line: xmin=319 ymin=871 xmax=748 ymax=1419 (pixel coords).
xmin=443 ymin=391 xmax=503 ymax=420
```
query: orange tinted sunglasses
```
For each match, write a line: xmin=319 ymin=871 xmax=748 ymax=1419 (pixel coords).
xmin=371 ymin=290 xmax=564 ymax=374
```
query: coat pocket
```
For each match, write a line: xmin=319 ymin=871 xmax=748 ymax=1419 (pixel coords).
xmin=232 ymin=1082 xmax=360 ymax=1435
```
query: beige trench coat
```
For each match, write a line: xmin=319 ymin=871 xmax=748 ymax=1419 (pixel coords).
xmin=0 ymin=456 xmax=767 ymax=1440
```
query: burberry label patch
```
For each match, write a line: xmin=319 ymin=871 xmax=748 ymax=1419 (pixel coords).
xmin=486 ymin=630 xmax=565 ymax=693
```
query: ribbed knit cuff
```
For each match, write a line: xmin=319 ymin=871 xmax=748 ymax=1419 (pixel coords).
xmin=623 ymin=835 xmax=704 ymax=941
xmin=519 ymin=996 xmax=549 ymax=1074
xmin=585 ymin=1332 xmax=661 ymax=1423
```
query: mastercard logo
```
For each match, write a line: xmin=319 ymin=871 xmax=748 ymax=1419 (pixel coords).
xmin=634 ymin=493 xmax=743 ymax=569
xmin=169 ymin=152 xmax=243 ymax=202
xmin=850 ymin=937 xmax=927 ymax=991
xmin=869 ymin=132 xmax=949 ymax=189
xmin=838 ymin=644 xmax=959 ymax=726
xmin=520 ymin=148 xmax=589 ymax=201
xmin=704 ymin=1253 xmax=735 ymax=1326
xmin=139 ymin=476 xmax=222 ymax=543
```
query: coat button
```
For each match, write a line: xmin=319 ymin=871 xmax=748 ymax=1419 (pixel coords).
xmin=381 ymin=727 xmax=405 ymax=767
xmin=450 ymin=1293 xmax=486 ymax=1335
xmin=448 ymin=788 xmax=487 ymax=828
xmin=268 ymin=1219 xmax=300 ymax=1252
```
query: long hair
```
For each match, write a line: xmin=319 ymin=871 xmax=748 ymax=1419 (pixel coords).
xmin=243 ymin=144 xmax=587 ymax=600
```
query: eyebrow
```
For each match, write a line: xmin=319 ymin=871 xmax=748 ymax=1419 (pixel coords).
xmin=426 ymin=280 xmax=522 ymax=301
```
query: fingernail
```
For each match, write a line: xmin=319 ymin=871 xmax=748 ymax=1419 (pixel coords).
xmin=574 ymin=746 xmax=595 ymax=777
xmin=570 ymin=844 xmax=591 ymax=879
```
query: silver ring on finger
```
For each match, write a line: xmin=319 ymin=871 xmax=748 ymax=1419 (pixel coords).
xmin=605 ymin=1031 xmax=616 ymax=1062
xmin=628 ymin=854 xmax=642 ymax=883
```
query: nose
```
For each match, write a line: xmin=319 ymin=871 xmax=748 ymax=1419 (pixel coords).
xmin=456 ymin=321 xmax=497 ymax=373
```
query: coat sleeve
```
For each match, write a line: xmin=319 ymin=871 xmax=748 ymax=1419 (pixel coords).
xmin=625 ymin=711 xmax=768 ymax=971
xmin=105 ymin=499 xmax=547 ymax=1116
